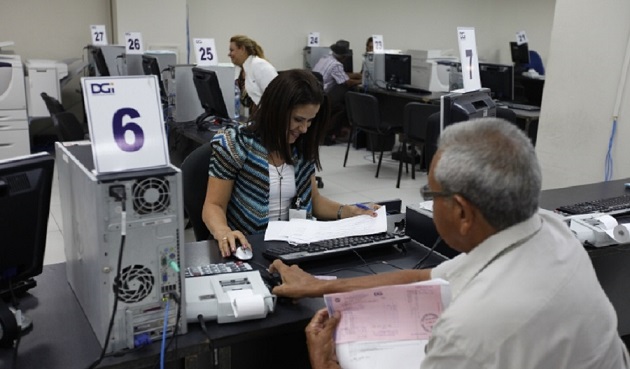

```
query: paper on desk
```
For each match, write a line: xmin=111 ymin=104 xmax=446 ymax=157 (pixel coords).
xmin=324 ymin=279 xmax=450 ymax=369
xmin=264 ymin=206 xmax=388 ymax=243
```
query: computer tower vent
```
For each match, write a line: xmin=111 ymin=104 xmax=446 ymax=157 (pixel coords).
xmin=132 ymin=177 xmax=171 ymax=214
xmin=115 ymin=264 xmax=155 ymax=303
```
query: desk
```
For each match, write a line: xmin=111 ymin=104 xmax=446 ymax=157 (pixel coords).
xmin=405 ymin=178 xmax=630 ymax=340
xmin=0 ymin=216 xmax=445 ymax=369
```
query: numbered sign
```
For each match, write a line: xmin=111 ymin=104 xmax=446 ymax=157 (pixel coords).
xmin=81 ymin=76 xmax=169 ymax=173
xmin=90 ymin=25 xmax=108 ymax=46
xmin=193 ymin=38 xmax=218 ymax=66
xmin=456 ymin=27 xmax=481 ymax=92
xmin=124 ymin=32 xmax=144 ymax=55
xmin=372 ymin=35 xmax=384 ymax=53
xmin=307 ymin=32 xmax=320 ymax=47
xmin=516 ymin=31 xmax=528 ymax=46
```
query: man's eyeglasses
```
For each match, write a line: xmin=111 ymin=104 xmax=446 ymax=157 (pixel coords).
xmin=421 ymin=184 xmax=454 ymax=201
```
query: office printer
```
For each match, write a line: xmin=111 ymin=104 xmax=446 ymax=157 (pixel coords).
xmin=185 ymin=271 xmax=275 ymax=323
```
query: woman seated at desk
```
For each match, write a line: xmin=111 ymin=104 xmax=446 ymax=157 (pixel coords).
xmin=202 ymin=69 xmax=376 ymax=257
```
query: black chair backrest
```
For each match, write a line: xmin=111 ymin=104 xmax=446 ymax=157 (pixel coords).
xmin=51 ymin=112 xmax=85 ymax=142
xmin=181 ymin=142 xmax=214 ymax=241
xmin=41 ymin=92 xmax=65 ymax=116
xmin=345 ymin=91 xmax=384 ymax=133
xmin=403 ymin=102 xmax=440 ymax=142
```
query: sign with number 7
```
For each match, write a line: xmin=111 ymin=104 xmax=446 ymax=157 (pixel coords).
xmin=456 ymin=27 xmax=481 ymax=92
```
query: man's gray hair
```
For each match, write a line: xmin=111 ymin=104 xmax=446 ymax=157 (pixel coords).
xmin=434 ymin=117 xmax=541 ymax=231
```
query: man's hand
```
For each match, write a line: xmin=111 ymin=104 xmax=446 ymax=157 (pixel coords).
xmin=306 ymin=308 xmax=342 ymax=369
xmin=268 ymin=259 xmax=322 ymax=298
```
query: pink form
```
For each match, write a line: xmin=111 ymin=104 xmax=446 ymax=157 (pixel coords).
xmin=324 ymin=282 xmax=445 ymax=344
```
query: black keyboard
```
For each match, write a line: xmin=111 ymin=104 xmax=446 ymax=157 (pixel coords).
xmin=396 ymin=84 xmax=431 ymax=94
xmin=556 ymin=195 xmax=630 ymax=215
xmin=497 ymin=101 xmax=540 ymax=111
xmin=262 ymin=232 xmax=410 ymax=264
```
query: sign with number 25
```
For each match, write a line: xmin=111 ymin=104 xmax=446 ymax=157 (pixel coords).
xmin=81 ymin=76 xmax=169 ymax=174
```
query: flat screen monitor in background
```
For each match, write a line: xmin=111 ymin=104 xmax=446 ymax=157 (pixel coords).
xmin=440 ymin=89 xmax=496 ymax=132
xmin=191 ymin=67 xmax=229 ymax=122
xmin=384 ymin=54 xmax=412 ymax=86
xmin=90 ymin=46 xmax=110 ymax=77
xmin=510 ymin=42 xmax=530 ymax=67
xmin=141 ymin=55 xmax=168 ymax=104
xmin=342 ymin=51 xmax=353 ymax=73
xmin=0 ymin=152 xmax=54 ymax=299
xmin=479 ymin=63 xmax=514 ymax=101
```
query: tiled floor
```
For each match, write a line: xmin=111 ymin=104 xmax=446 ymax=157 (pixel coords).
xmin=44 ymin=142 xmax=427 ymax=265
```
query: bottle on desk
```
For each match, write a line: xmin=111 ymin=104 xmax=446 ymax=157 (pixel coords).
xmin=234 ymin=80 xmax=241 ymax=120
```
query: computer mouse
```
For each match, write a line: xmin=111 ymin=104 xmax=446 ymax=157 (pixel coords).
xmin=234 ymin=246 xmax=253 ymax=260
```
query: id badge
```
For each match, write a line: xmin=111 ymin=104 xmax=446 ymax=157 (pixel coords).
xmin=289 ymin=209 xmax=307 ymax=220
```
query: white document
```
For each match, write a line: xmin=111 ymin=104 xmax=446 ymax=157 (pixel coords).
xmin=264 ymin=206 xmax=388 ymax=243
xmin=324 ymin=279 xmax=451 ymax=369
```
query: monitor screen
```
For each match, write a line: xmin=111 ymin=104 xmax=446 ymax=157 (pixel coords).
xmin=342 ymin=51 xmax=353 ymax=73
xmin=440 ymin=89 xmax=496 ymax=132
xmin=191 ymin=67 xmax=229 ymax=120
xmin=90 ymin=46 xmax=110 ymax=77
xmin=479 ymin=63 xmax=514 ymax=101
xmin=142 ymin=55 xmax=167 ymax=102
xmin=384 ymin=54 xmax=411 ymax=86
xmin=0 ymin=152 xmax=54 ymax=298
xmin=510 ymin=42 xmax=530 ymax=65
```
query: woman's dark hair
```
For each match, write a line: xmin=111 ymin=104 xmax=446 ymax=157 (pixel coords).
xmin=249 ymin=69 xmax=329 ymax=170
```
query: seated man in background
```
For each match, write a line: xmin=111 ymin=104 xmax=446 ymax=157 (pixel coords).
xmin=312 ymin=40 xmax=361 ymax=145
xmin=270 ymin=117 xmax=630 ymax=369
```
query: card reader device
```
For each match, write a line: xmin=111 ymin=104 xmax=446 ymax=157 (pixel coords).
xmin=185 ymin=271 xmax=276 ymax=323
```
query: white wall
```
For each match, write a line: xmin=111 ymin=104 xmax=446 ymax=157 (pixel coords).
xmin=537 ymin=0 xmax=630 ymax=189
xmin=0 ymin=0 xmax=111 ymax=60
xmin=186 ymin=0 xmax=555 ymax=71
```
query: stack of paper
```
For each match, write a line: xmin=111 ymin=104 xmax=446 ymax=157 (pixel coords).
xmin=264 ymin=206 xmax=387 ymax=244
xmin=324 ymin=279 xmax=450 ymax=369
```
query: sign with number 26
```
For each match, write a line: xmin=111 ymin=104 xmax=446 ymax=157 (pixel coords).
xmin=81 ymin=76 xmax=169 ymax=174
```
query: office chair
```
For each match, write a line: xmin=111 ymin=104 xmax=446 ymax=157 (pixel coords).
xmin=51 ymin=112 xmax=86 ymax=142
xmin=180 ymin=141 xmax=213 ymax=241
xmin=41 ymin=92 xmax=65 ymax=116
xmin=396 ymin=102 xmax=440 ymax=188
xmin=527 ymin=50 xmax=545 ymax=76
xmin=344 ymin=91 xmax=402 ymax=178
xmin=424 ymin=112 xmax=441 ymax=174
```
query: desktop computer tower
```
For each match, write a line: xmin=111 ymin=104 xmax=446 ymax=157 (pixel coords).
xmin=55 ymin=142 xmax=187 ymax=353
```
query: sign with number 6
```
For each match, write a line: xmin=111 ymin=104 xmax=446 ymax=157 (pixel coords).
xmin=81 ymin=76 xmax=169 ymax=173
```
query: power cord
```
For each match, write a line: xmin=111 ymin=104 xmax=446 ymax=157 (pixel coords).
xmin=413 ymin=236 xmax=442 ymax=270
xmin=87 ymin=185 xmax=127 ymax=369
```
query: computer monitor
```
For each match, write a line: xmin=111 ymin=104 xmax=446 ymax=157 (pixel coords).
xmin=0 ymin=152 xmax=54 ymax=299
xmin=191 ymin=67 xmax=229 ymax=121
xmin=90 ymin=46 xmax=110 ymax=77
xmin=510 ymin=42 xmax=530 ymax=66
xmin=141 ymin=55 xmax=168 ymax=103
xmin=440 ymin=89 xmax=496 ymax=132
xmin=342 ymin=52 xmax=353 ymax=73
xmin=479 ymin=63 xmax=514 ymax=101
xmin=384 ymin=54 xmax=412 ymax=86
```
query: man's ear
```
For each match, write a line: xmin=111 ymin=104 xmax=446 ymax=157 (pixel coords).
xmin=452 ymin=194 xmax=476 ymax=235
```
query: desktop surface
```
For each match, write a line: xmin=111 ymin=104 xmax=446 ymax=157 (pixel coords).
xmin=1 ymin=213 xmax=446 ymax=369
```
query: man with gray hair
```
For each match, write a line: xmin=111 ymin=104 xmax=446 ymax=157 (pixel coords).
xmin=312 ymin=40 xmax=361 ymax=145
xmin=270 ymin=117 xmax=629 ymax=369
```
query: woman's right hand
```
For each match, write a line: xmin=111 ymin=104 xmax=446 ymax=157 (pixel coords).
xmin=217 ymin=229 xmax=250 ymax=257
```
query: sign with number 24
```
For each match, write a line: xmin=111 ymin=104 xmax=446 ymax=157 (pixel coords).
xmin=81 ymin=76 xmax=169 ymax=174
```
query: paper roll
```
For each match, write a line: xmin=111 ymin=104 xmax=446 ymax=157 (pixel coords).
xmin=613 ymin=224 xmax=630 ymax=243
xmin=227 ymin=290 xmax=265 ymax=318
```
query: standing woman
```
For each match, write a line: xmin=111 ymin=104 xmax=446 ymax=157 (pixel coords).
xmin=228 ymin=35 xmax=278 ymax=116
xmin=202 ymin=70 xmax=377 ymax=257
